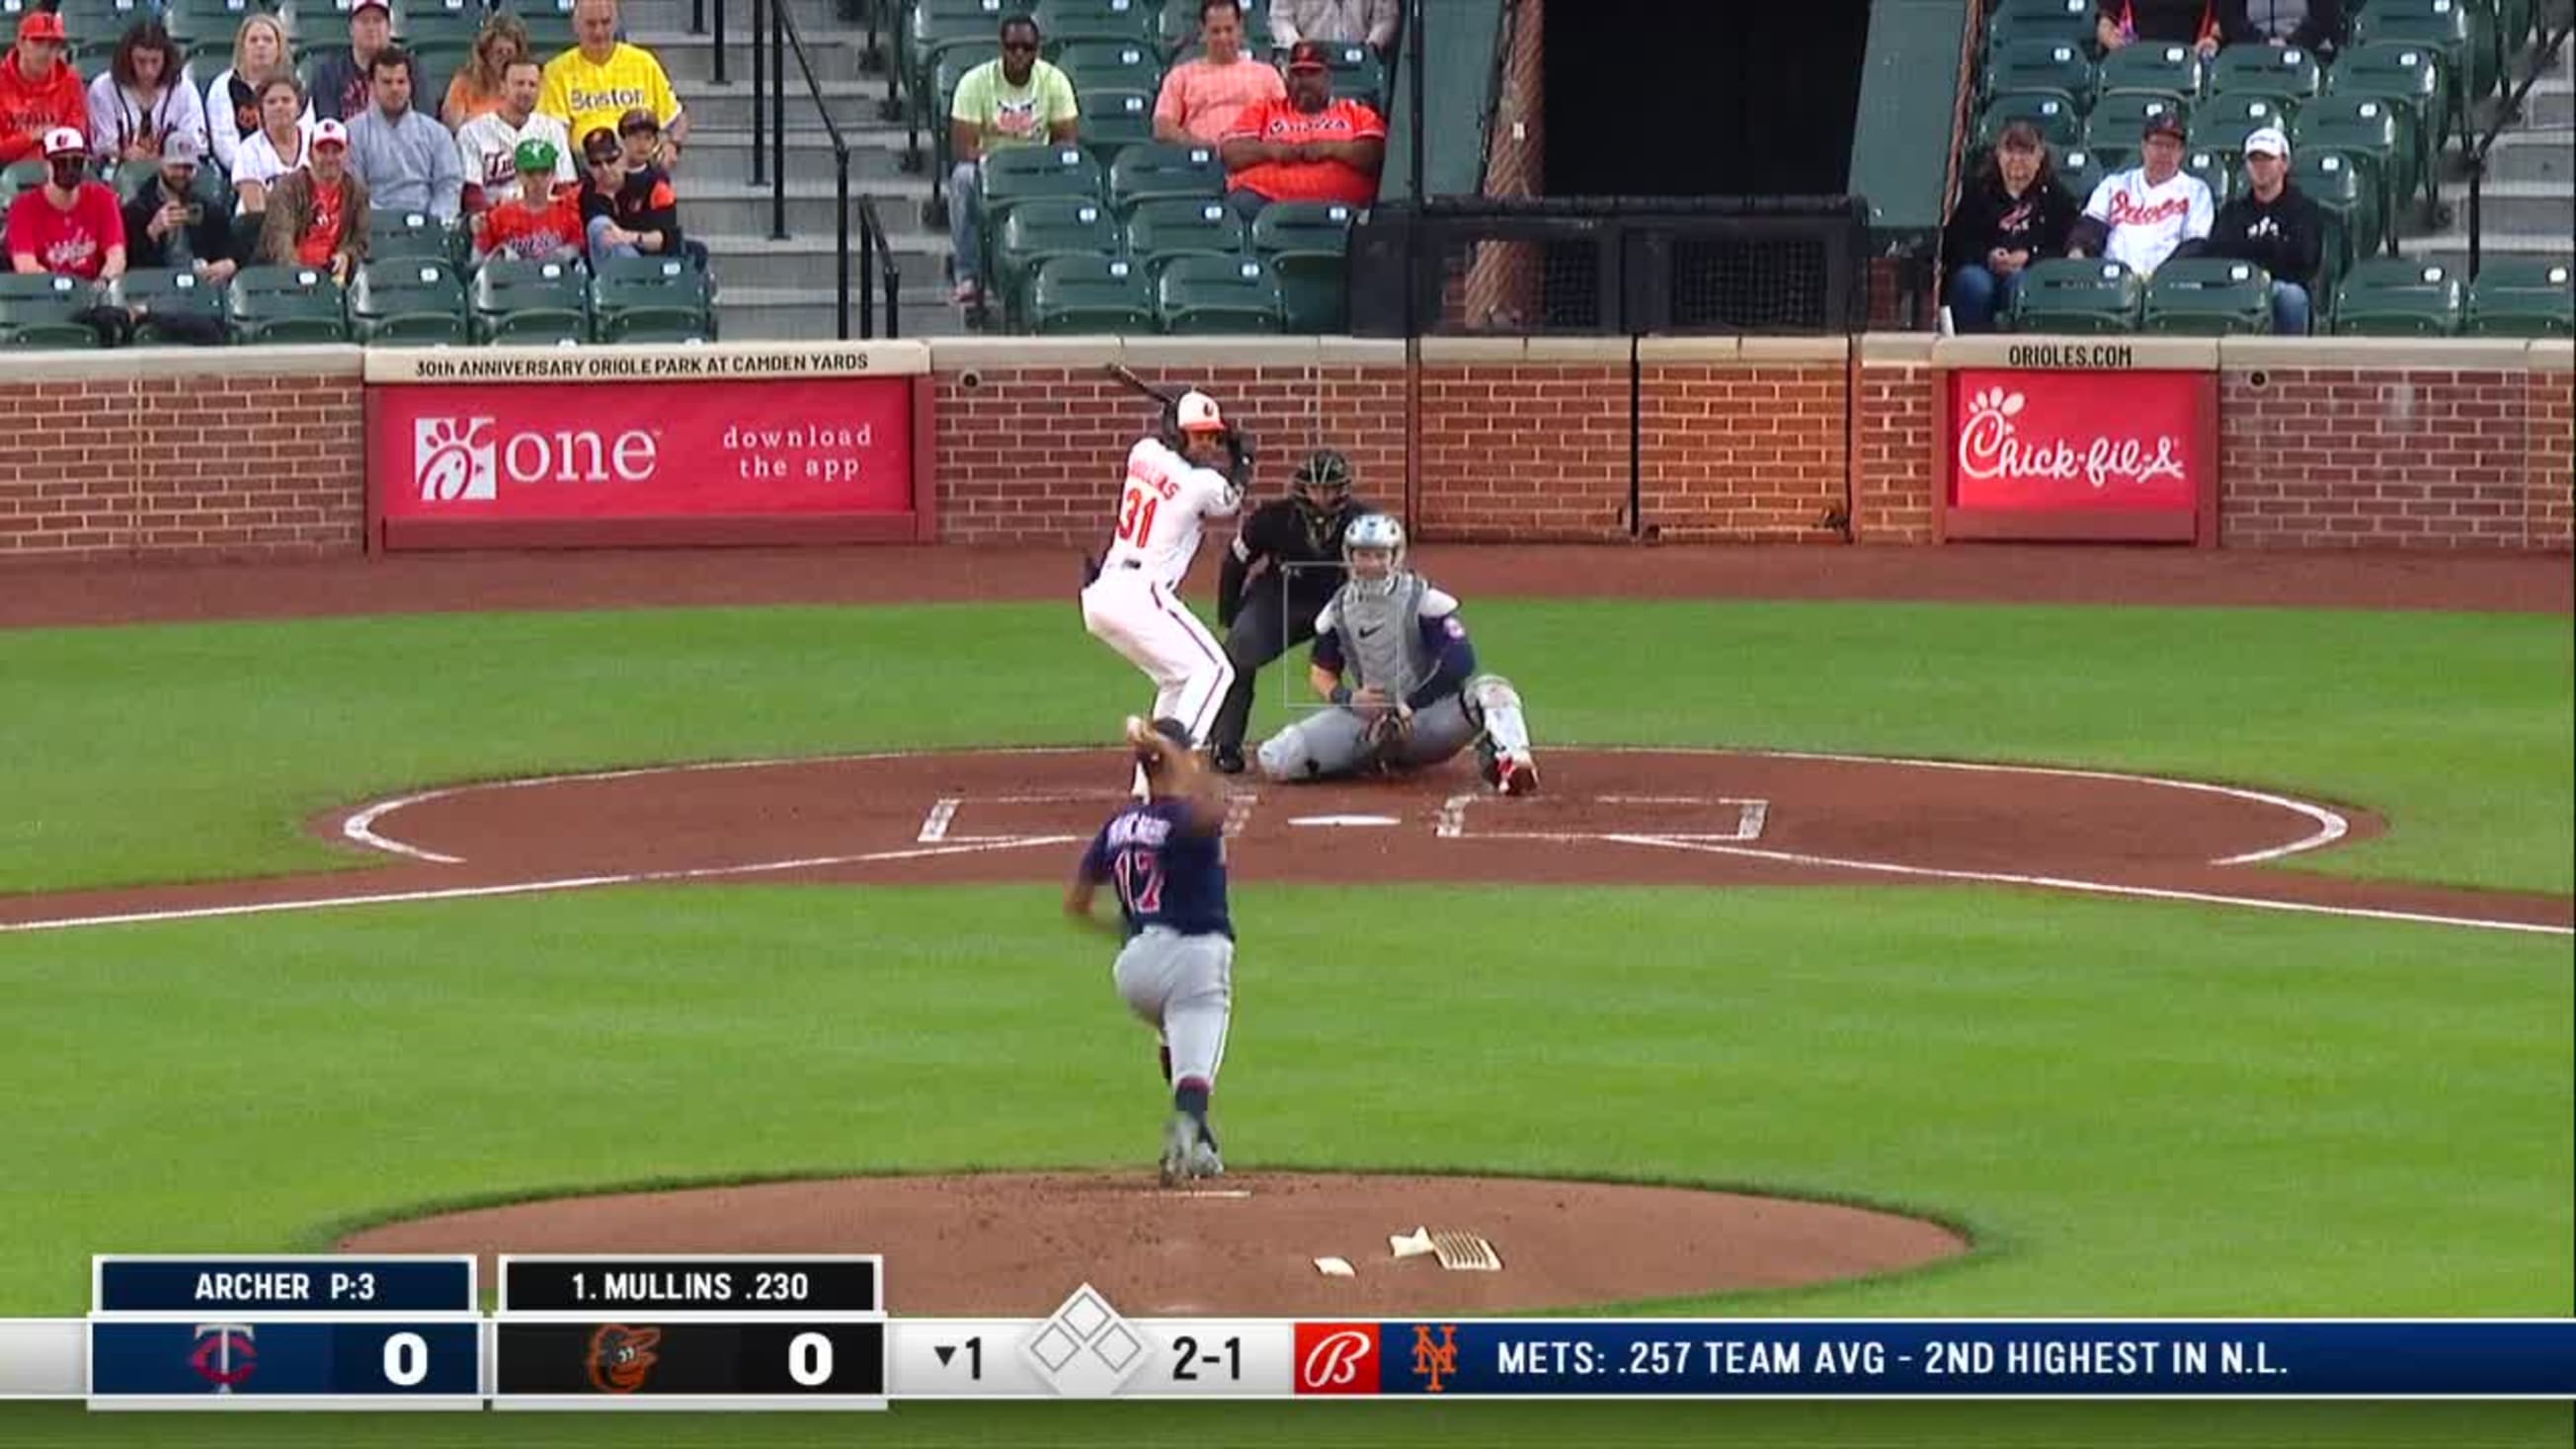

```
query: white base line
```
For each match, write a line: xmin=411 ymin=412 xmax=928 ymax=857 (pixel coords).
xmin=340 ymin=789 xmax=465 ymax=864
xmin=0 ymin=837 xmax=1078 ymax=935
xmin=1602 ymin=835 xmax=2573 ymax=937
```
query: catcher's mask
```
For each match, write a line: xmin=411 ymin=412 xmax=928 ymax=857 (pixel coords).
xmin=1290 ymin=448 xmax=1353 ymax=513
xmin=1341 ymin=513 xmax=1407 ymax=598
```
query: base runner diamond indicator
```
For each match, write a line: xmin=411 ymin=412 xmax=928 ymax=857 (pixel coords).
xmin=1019 ymin=1285 xmax=1146 ymax=1397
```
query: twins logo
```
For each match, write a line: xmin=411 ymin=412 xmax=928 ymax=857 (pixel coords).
xmin=1956 ymin=385 xmax=2188 ymax=492
xmin=1293 ymin=1324 xmax=1379 ymax=1394
xmin=586 ymin=1324 xmax=663 ymax=1394
xmin=415 ymin=417 xmax=498 ymax=502
xmin=188 ymin=1323 xmax=258 ymax=1393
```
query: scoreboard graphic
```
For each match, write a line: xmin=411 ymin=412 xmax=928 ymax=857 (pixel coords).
xmin=11 ymin=1254 xmax=2571 ymax=1409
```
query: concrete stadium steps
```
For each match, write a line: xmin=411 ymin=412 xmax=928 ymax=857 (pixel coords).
xmin=2410 ymin=29 xmax=2575 ymax=264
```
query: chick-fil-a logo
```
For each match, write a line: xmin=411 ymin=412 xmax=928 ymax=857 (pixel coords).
xmin=1949 ymin=369 xmax=2208 ymax=517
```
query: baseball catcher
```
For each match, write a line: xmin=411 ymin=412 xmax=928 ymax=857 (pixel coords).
xmin=1253 ymin=514 xmax=1540 ymax=794
xmin=1205 ymin=448 xmax=1372 ymax=775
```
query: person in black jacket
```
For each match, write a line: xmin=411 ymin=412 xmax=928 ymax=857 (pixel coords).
xmin=578 ymin=119 xmax=684 ymax=263
xmin=2216 ymin=0 xmax=2344 ymax=57
xmin=119 ymin=131 xmax=239 ymax=282
xmin=2202 ymin=126 xmax=2325 ymax=334
xmin=1205 ymin=447 xmax=1370 ymax=774
xmin=1943 ymin=121 xmax=2080 ymax=333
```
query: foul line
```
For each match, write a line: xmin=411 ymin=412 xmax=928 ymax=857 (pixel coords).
xmin=0 ymin=837 xmax=1078 ymax=935
xmin=1602 ymin=835 xmax=2573 ymax=937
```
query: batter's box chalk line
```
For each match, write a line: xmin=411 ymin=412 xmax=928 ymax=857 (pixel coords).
xmin=1437 ymin=793 xmax=1769 ymax=843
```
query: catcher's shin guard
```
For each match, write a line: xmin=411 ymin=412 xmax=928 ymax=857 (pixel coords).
xmin=1466 ymin=675 xmax=1533 ymax=760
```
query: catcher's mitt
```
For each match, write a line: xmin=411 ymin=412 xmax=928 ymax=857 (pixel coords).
xmin=1358 ymin=703 xmax=1413 ymax=767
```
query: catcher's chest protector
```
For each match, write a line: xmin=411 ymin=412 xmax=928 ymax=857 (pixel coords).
xmin=1338 ymin=575 xmax=1434 ymax=701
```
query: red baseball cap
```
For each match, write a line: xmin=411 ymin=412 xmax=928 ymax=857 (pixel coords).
xmin=17 ymin=12 xmax=68 ymax=42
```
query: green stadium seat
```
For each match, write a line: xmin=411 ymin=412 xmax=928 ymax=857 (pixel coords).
xmin=2008 ymin=257 xmax=2144 ymax=332
xmin=2330 ymin=40 xmax=2452 ymax=155
xmin=1977 ymin=89 xmax=2083 ymax=150
xmin=590 ymin=254 xmax=715 ymax=343
xmin=2463 ymin=258 xmax=2574 ymax=337
xmin=2208 ymin=40 xmax=2323 ymax=99
xmin=1027 ymin=253 xmax=1153 ymax=332
xmin=0 ymin=273 xmax=104 ymax=348
xmin=2193 ymin=93 xmax=2297 ymax=146
xmin=2099 ymin=41 xmax=2206 ymax=100
xmin=370 ymin=209 xmax=462 ymax=265
xmin=1310 ymin=40 xmax=1385 ymax=115
xmin=349 ymin=258 xmax=468 ymax=345
xmin=1155 ymin=253 xmax=1281 ymax=333
xmin=1081 ymin=87 xmax=1159 ymax=162
xmin=1108 ymin=141 xmax=1225 ymax=215
xmin=108 ymin=268 xmax=228 ymax=344
xmin=2332 ymin=256 xmax=2464 ymax=334
xmin=2292 ymin=149 xmax=2385 ymax=265
xmin=1 ymin=159 xmax=43 ymax=199
xmin=224 ymin=265 xmax=349 ymax=343
xmin=979 ymin=142 xmax=1105 ymax=241
xmin=994 ymin=197 xmax=1118 ymax=329
xmin=1123 ymin=196 xmax=1249 ymax=280
xmin=2089 ymin=89 xmax=2192 ymax=140
xmin=2054 ymin=147 xmax=2111 ymax=205
xmin=2294 ymin=98 xmax=2410 ymax=250
xmin=1055 ymin=38 xmax=1162 ymax=96
xmin=469 ymin=257 xmax=591 ymax=345
xmin=397 ymin=1 xmax=488 ymax=48
xmin=1984 ymin=37 xmax=2096 ymax=107
xmin=1034 ymin=0 xmax=1154 ymax=47
xmin=1985 ymin=0 xmax=2098 ymax=54
xmin=2184 ymin=145 xmax=2240 ymax=204
xmin=2352 ymin=0 xmax=2487 ymax=138
xmin=2141 ymin=257 xmax=2276 ymax=334
xmin=1253 ymin=202 xmax=1353 ymax=332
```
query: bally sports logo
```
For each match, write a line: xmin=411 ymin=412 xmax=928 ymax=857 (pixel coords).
xmin=1294 ymin=1324 xmax=1380 ymax=1394
xmin=414 ymin=417 xmax=662 ymax=502
xmin=1956 ymin=385 xmax=2187 ymax=494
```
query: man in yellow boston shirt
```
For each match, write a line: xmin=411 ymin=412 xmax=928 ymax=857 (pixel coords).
xmin=539 ymin=0 xmax=685 ymax=169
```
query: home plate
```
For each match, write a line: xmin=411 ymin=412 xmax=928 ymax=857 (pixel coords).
xmin=1289 ymin=814 xmax=1401 ymax=829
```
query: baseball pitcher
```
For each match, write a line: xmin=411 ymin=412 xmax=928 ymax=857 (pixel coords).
xmin=1080 ymin=390 xmax=1255 ymax=779
xmin=1065 ymin=716 xmax=1235 ymax=1186
xmin=1205 ymin=448 xmax=1371 ymax=775
xmin=1254 ymin=514 xmax=1540 ymax=795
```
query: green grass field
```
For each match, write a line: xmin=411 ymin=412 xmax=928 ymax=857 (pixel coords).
xmin=0 ymin=596 xmax=2567 ymax=1446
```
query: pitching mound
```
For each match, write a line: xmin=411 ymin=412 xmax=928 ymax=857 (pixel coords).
xmin=339 ymin=1171 xmax=1970 ymax=1316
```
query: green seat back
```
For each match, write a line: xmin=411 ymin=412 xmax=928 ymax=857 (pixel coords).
xmin=370 ymin=210 xmax=461 ymax=264
xmin=1028 ymin=253 xmax=1153 ymax=333
xmin=224 ymin=264 xmax=348 ymax=342
xmin=1249 ymin=200 xmax=1356 ymax=258
xmin=1269 ymin=252 xmax=1344 ymax=332
xmin=2291 ymin=149 xmax=2383 ymax=263
xmin=1983 ymin=37 xmax=2095 ymax=108
xmin=1985 ymin=0 xmax=2097 ymax=53
xmin=2332 ymin=256 xmax=2463 ymax=335
xmin=1033 ymin=0 xmax=1153 ymax=47
xmin=350 ymin=258 xmax=466 ymax=344
xmin=2464 ymin=260 xmax=2573 ymax=338
xmin=1055 ymin=39 xmax=1161 ymax=94
xmin=2208 ymin=40 xmax=2322 ymax=99
xmin=2192 ymin=93 xmax=2296 ymax=146
xmin=469 ymin=257 xmax=589 ymax=344
xmin=1153 ymin=253 xmax=1280 ymax=333
xmin=2329 ymin=40 xmax=2450 ymax=147
xmin=1124 ymin=196 xmax=1249 ymax=279
xmin=1108 ymin=141 xmax=1224 ymax=215
xmin=1081 ymin=86 xmax=1158 ymax=162
xmin=108 ymin=267 xmax=226 ymax=342
xmin=2010 ymin=257 xmax=2144 ymax=332
xmin=2053 ymin=147 xmax=2110 ymax=207
xmin=995 ymin=196 xmax=1118 ymax=325
xmin=1977 ymin=89 xmax=2082 ymax=149
xmin=2142 ymin=256 xmax=2275 ymax=334
xmin=2184 ymin=146 xmax=2239 ymax=205
xmin=2099 ymin=41 xmax=2205 ymax=100
xmin=2089 ymin=88 xmax=2192 ymax=139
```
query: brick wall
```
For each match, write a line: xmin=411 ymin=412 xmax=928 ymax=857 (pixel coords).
xmin=2219 ymin=364 xmax=2550 ymax=549
xmin=2530 ymin=367 xmax=2574 ymax=551
xmin=1849 ymin=349 xmax=1937 ymax=544
xmin=0 ymin=358 xmax=362 ymax=561
xmin=1638 ymin=359 xmax=1849 ymax=542
xmin=1415 ymin=361 xmax=1631 ymax=541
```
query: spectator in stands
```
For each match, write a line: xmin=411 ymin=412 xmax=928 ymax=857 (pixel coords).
xmin=2066 ymin=112 xmax=2212 ymax=278
xmin=458 ymin=57 xmax=573 ymax=219
xmin=0 ymin=13 xmax=87 ymax=168
xmin=7 ymin=126 xmax=123 ymax=278
xmin=349 ymin=47 xmax=464 ymax=219
xmin=1942 ymin=121 xmax=2079 ymax=333
xmin=578 ymin=122 xmax=681 ymax=262
xmin=2096 ymin=0 xmax=2219 ymax=55
xmin=2217 ymin=0 xmax=2343 ymax=53
xmin=1155 ymin=1 xmax=1282 ymax=145
xmin=119 ymin=132 xmax=240 ymax=284
xmin=231 ymin=75 xmax=314 ymax=216
xmin=205 ymin=14 xmax=299 ymax=178
xmin=443 ymin=12 xmax=532 ymax=130
xmin=1270 ymin=0 xmax=1399 ymax=56
xmin=1219 ymin=40 xmax=1384 ymax=220
xmin=258 ymin=118 xmax=367 ymax=281
xmin=475 ymin=137 xmax=586 ymax=263
xmin=946 ymin=12 xmax=1080 ymax=306
xmin=309 ymin=0 xmax=394 ymax=124
xmin=88 ymin=21 xmax=206 ymax=164
xmin=2202 ymin=125 xmax=2324 ymax=334
xmin=541 ymin=0 xmax=687 ymax=171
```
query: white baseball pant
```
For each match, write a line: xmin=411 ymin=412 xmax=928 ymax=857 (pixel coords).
xmin=1082 ymin=568 xmax=1236 ymax=752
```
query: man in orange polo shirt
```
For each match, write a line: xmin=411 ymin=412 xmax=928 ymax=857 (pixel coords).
xmin=1218 ymin=39 xmax=1382 ymax=220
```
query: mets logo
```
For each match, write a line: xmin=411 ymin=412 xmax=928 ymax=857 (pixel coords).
xmin=586 ymin=1324 xmax=663 ymax=1394
xmin=1410 ymin=1323 xmax=1459 ymax=1394
xmin=189 ymin=1324 xmax=258 ymax=1392
xmin=1292 ymin=1323 xmax=1379 ymax=1394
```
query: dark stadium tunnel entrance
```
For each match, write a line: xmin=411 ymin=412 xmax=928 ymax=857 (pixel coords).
xmin=1543 ymin=0 xmax=1873 ymax=199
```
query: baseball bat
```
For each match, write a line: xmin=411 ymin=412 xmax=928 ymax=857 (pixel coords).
xmin=1105 ymin=362 xmax=1183 ymax=408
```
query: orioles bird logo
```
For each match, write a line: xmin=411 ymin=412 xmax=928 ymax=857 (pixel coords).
xmin=586 ymin=1324 xmax=663 ymax=1394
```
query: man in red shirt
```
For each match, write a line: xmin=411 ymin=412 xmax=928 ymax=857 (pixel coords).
xmin=0 ymin=12 xmax=87 ymax=166
xmin=257 ymin=118 xmax=368 ymax=282
xmin=475 ymin=138 xmax=584 ymax=263
xmin=7 ymin=126 xmax=125 ymax=280
xmin=1218 ymin=40 xmax=1383 ymax=219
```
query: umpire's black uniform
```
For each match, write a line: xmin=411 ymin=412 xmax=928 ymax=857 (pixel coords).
xmin=1208 ymin=489 xmax=1370 ymax=765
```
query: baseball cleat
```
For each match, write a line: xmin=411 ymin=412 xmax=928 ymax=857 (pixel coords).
xmin=1211 ymin=746 xmax=1246 ymax=775
xmin=1495 ymin=753 xmax=1539 ymax=797
xmin=1187 ymin=1138 xmax=1225 ymax=1179
xmin=1159 ymin=1112 xmax=1200 ymax=1186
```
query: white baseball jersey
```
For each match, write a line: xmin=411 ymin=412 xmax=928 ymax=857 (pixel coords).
xmin=1101 ymin=438 xmax=1242 ymax=591
xmin=2083 ymin=168 xmax=2214 ymax=278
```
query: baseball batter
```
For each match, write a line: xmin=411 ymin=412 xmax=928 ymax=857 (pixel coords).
xmin=1080 ymin=390 xmax=1252 ymax=775
xmin=1255 ymin=514 xmax=1540 ymax=794
xmin=1065 ymin=716 xmax=1235 ymax=1185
